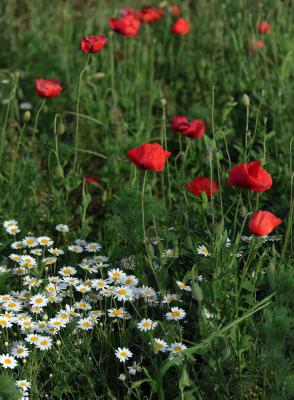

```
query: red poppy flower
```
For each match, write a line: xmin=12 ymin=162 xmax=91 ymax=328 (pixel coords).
xmin=258 ymin=21 xmax=270 ymax=34
xmin=248 ymin=210 xmax=282 ymax=236
xmin=171 ymin=116 xmax=205 ymax=138
xmin=84 ymin=176 xmax=101 ymax=185
xmin=109 ymin=15 xmax=141 ymax=37
xmin=228 ymin=160 xmax=272 ymax=192
xmin=170 ymin=5 xmax=181 ymax=16
xmin=186 ymin=177 xmax=218 ymax=197
xmin=171 ymin=18 xmax=190 ymax=35
xmin=35 ymin=79 xmax=62 ymax=99
xmin=128 ymin=143 xmax=171 ymax=172
xmin=80 ymin=34 xmax=108 ymax=53
xmin=136 ymin=7 xmax=164 ymax=24
xmin=248 ymin=38 xmax=265 ymax=53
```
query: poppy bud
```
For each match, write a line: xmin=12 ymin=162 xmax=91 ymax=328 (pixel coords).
xmin=192 ymin=282 xmax=203 ymax=303
xmin=242 ymin=94 xmax=250 ymax=107
xmin=161 ymin=98 xmax=167 ymax=106
xmin=146 ymin=243 xmax=155 ymax=258
xmin=24 ymin=110 xmax=31 ymax=122
xmin=58 ymin=122 xmax=65 ymax=135
xmin=56 ymin=165 xmax=64 ymax=178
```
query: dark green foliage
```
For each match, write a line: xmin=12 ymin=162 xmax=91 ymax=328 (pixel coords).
xmin=0 ymin=374 xmax=20 ymax=400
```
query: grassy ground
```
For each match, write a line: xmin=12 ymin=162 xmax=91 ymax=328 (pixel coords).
xmin=0 ymin=0 xmax=293 ymax=399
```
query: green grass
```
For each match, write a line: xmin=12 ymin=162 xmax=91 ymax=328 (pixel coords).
xmin=0 ymin=0 xmax=293 ymax=399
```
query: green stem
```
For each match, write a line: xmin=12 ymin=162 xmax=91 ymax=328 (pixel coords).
xmin=141 ymin=170 xmax=148 ymax=241
xmin=74 ymin=53 xmax=91 ymax=169
xmin=0 ymin=102 xmax=11 ymax=163
xmin=33 ymin=98 xmax=46 ymax=144
xmin=9 ymin=122 xmax=26 ymax=187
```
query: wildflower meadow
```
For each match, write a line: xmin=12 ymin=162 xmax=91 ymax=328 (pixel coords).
xmin=0 ymin=1 xmax=293 ymax=399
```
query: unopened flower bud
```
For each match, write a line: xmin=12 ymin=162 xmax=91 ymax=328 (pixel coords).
xmin=242 ymin=94 xmax=250 ymax=107
xmin=56 ymin=165 xmax=64 ymax=178
xmin=58 ymin=122 xmax=65 ymax=135
xmin=24 ymin=110 xmax=31 ymax=122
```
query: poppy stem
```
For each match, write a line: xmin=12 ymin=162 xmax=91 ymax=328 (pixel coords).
xmin=9 ymin=122 xmax=26 ymax=188
xmin=0 ymin=101 xmax=11 ymax=164
xmin=32 ymin=98 xmax=46 ymax=144
xmin=244 ymin=103 xmax=249 ymax=162
xmin=131 ymin=165 xmax=137 ymax=188
xmin=141 ymin=170 xmax=148 ymax=242
xmin=74 ymin=53 xmax=91 ymax=170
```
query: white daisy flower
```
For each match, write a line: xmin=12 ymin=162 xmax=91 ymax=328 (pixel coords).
xmin=74 ymin=239 xmax=87 ymax=246
xmin=196 ymin=245 xmax=210 ymax=257
xmin=16 ymin=379 xmax=31 ymax=391
xmin=37 ymin=236 xmax=53 ymax=247
xmin=0 ymin=354 xmax=17 ymax=369
xmin=12 ymin=344 xmax=29 ymax=359
xmin=113 ymin=286 xmax=134 ymax=302
xmin=165 ymin=307 xmax=186 ymax=321
xmin=42 ymin=257 xmax=57 ymax=265
xmin=11 ymin=241 xmax=23 ymax=250
xmin=20 ymin=255 xmax=36 ymax=269
xmin=59 ymin=266 xmax=77 ymax=276
xmin=153 ymin=338 xmax=168 ymax=353
xmin=48 ymin=248 xmax=64 ymax=256
xmin=122 ymin=275 xmax=138 ymax=287
xmin=91 ymin=279 xmax=108 ymax=290
xmin=68 ymin=245 xmax=83 ymax=253
xmin=137 ymin=318 xmax=157 ymax=332
xmin=169 ymin=342 xmax=187 ymax=354
xmin=3 ymin=300 xmax=22 ymax=312
xmin=107 ymin=268 xmax=126 ymax=283
xmin=3 ymin=219 xmax=18 ymax=228
xmin=29 ymin=294 xmax=48 ymax=308
xmin=55 ymin=224 xmax=69 ymax=233
xmin=120 ymin=256 xmax=136 ymax=270
xmin=6 ymin=225 xmax=20 ymax=235
xmin=115 ymin=347 xmax=133 ymax=363
xmin=78 ymin=318 xmax=93 ymax=330
xmin=0 ymin=315 xmax=13 ymax=328
xmin=128 ymin=361 xmax=142 ymax=375
xmin=107 ymin=308 xmax=126 ymax=319
xmin=176 ymin=281 xmax=191 ymax=292
xmin=22 ymin=236 xmax=38 ymax=248
xmin=30 ymin=248 xmax=43 ymax=256
xmin=35 ymin=336 xmax=53 ymax=350
xmin=85 ymin=242 xmax=101 ymax=252
xmin=161 ymin=293 xmax=179 ymax=304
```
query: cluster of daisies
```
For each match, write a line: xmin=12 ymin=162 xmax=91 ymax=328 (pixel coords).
xmin=0 ymin=220 xmax=206 ymax=393
xmin=0 ymin=219 xmax=282 ymax=395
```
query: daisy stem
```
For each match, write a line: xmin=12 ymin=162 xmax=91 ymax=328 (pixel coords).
xmin=32 ymin=98 xmax=46 ymax=144
xmin=74 ymin=53 xmax=91 ymax=170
